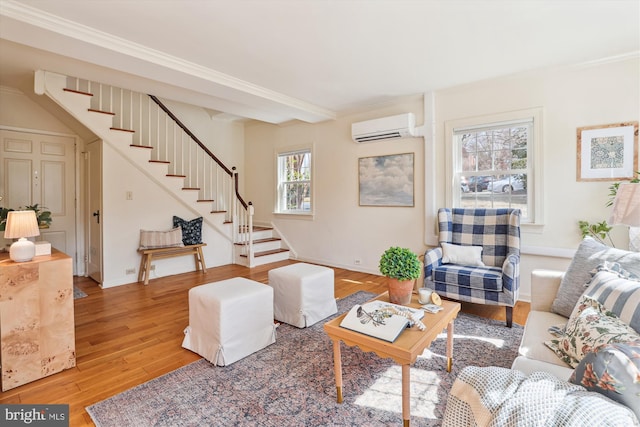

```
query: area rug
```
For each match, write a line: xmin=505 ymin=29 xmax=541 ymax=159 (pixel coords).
xmin=87 ymin=291 xmax=523 ymax=426
xmin=73 ymin=286 xmax=87 ymax=299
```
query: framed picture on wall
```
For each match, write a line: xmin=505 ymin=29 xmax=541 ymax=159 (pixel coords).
xmin=358 ymin=153 xmax=414 ymax=207
xmin=577 ymin=121 xmax=639 ymax=181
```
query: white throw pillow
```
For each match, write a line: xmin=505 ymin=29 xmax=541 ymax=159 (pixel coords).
xmin=441 ymin=243 xmax=485 ymax=267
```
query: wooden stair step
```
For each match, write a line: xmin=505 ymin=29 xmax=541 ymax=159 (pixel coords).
xmin=130 ymin=144 xmax=153 ymax=149
xmin=88 ymin=108 xmax=115 ymax=115
xmin=110 ymin=127 xmax=135 ymax=133
xmin=234 ymin=237 xmax=281 ymax=246
xmin=167 ymin=174 xmax=187 ymax=178
xmin=149 ymin=160 xmax=170 ymax=164
xmin=240 ymin=248 xmax=289 ymax=258
xmin=63 ymin=88 xmax=92 ymax=96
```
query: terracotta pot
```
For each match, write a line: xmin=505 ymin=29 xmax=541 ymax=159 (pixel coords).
xmin=387 ymin=278 xmax=415 ymax=305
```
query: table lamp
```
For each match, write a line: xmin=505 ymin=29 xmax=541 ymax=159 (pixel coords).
xmin=608 ymin=183 xmax=640 ymax=251
xmin=4 ymin=210 xmax=40 ymax=262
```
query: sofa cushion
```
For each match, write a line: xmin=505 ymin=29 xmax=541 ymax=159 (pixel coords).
xmin=545 ymin=296 xmax=640 ymax=368
xmin=550 ymin=238 xmax=640 ymax=318
xmin=570 ymin=342 xmax=640 ymax=421
xmin=584 ymin=266 xmax=640 ymax=333
xmin=518 ymin=310 xmax=572 ymax=368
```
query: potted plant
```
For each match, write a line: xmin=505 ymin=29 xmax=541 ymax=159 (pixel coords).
xmin=379 ymin=246 xmax=422 ymax=305
xmin=0 ymin=204 xmax=52 ymax=232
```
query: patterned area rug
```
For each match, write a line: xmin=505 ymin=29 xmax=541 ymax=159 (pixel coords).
xmin=87 ymin=291 xmax=523 ymax=426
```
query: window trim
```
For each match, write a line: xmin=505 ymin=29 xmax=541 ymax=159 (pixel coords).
xmin=274 ymin=144 xmax=315 ymax=217
xmin=445 ymin=108 xmax=544 ymax=227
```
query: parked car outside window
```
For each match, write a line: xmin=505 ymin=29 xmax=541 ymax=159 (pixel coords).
xmin=464 ymin=176 xmax=491 ymax=192
xmin=489 ymin=176 xmax=525 ymax=193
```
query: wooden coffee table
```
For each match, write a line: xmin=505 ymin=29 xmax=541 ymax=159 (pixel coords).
xmin=323 ymin=292 xmax=461 ymax=426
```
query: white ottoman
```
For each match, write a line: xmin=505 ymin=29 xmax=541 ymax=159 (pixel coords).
xmin=268 ymin=263 xmax=337 ymax=328
xmin=182 ymin=277 xmax=276 ymax=366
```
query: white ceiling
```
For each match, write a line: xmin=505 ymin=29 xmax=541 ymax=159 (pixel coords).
xmin=1 ymin=0 xmax=639 ymax=124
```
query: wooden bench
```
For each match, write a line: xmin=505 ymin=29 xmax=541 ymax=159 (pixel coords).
xmin=138 ymin=243 xmax=207 ymax=285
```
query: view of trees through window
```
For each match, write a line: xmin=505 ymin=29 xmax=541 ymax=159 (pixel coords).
xmin=277 ymin=150 xmax=311 ymax=212
xmin=455 ymin=123 xmax=530 ymax=218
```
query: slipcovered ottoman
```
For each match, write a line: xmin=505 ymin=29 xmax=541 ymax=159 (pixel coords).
xmin=182 ymin=277 xmax=276 ymax=366
xmin=268 ymin=263 xmax=337 ymax=328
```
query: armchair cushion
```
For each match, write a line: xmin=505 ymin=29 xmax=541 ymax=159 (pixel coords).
xmin=441 ymin=242 xmax=484 ymax=266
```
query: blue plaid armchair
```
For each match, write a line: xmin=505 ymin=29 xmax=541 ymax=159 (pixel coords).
xmin=424 ymin=208 xmax=521 ymax=327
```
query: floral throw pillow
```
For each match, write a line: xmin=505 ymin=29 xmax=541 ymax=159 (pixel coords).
xmin=544 ymin=295 xmax=640 ymax=368
xmin=172 ymin=216 xmax=203 ymax=246
xmin=570 ymin=342 xmax=640 ymax=421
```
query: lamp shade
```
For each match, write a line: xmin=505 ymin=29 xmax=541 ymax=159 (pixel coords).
xmin=4 ymin=210 xmax=40 ymax=239
xmin=4 ymin=210 xmax=40 ymax=262
xmin=609 ymin=183 xmax=640 ymax=227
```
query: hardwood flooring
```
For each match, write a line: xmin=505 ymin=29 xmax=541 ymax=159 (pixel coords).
xmin=0 ymin=260 xmax=530 ymax=426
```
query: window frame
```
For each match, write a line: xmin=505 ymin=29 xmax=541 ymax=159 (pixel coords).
xmin=445 ymin=108 xmax=544 ymax=227
xmin=274 ymin=145 xmax=314 ymax=216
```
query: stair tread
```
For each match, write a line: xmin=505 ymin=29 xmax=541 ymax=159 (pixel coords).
xmin=63 ymin=88 xmax=92 ymax=96
xmin=110 ymin=127 xmax=135 ymax=133
xmin=240 ymin=248 xmax=289 ymax=258
xmin=234 ymin=237 xmax=281 ymax=246
xmin=88 ymin=108 xmax=115 ymax=115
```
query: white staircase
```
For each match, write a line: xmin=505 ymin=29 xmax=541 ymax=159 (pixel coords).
xmin=34 ymin=70 xmax=289 ymax=267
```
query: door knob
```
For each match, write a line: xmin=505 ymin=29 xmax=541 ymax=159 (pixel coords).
xmin=93 ymin=210 xmax=100 ymax=224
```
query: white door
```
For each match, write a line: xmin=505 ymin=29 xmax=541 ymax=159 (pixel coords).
xmin=86 ymin=140 xmax=102 ymax=283
xmin=0 ymin=129 xmax=77 ymax=267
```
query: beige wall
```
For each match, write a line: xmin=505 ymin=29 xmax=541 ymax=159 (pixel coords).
xmin=244 ymin=56 xmax=640 ymax=301
xmin=245 ymin=96 xmax=426 ymax=276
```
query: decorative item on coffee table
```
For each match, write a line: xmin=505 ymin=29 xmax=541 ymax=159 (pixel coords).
xmin=379 ymin=246 xmax=421 ymax=305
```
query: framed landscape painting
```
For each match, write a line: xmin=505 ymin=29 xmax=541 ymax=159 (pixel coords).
xmin=577 ymin=122 xmax=638 ymax=181
xmin=358 ymin=153 xmax=414 ymax=207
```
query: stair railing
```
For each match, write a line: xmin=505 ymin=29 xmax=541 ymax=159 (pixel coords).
xmin=65 ymin=76 xmax=254 ymax=262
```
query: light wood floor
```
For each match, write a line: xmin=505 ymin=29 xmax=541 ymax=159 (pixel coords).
xmin=0 ymin=260 xmax=530 ymax=426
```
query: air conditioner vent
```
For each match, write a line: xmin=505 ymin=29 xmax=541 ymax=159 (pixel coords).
xmin=351 ymin=113 xmax=416 ymax=143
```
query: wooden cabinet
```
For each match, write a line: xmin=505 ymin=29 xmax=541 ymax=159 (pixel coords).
xmin=0 ymin=249 xmax=76 ymax=391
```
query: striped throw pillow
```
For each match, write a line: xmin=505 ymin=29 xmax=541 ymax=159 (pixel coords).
xmin=139 ymin=228 xmax=184 ymax=249
xmin=584 ymin=266 xmax=640 ymax=334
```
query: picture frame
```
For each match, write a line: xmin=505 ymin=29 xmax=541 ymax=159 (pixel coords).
xmin=577 ymin=121 xmax=638 ymax=181
xmin=358 ymin=152 xmax=414 ymax=207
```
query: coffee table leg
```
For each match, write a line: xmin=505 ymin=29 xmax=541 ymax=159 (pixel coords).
xmin=332 ymin=340 xmax=343 ymax=403
xmin=402 ymin=364 xmax=410 ymax=426
xmin=446 ymin=320 xmax=454 ymax=372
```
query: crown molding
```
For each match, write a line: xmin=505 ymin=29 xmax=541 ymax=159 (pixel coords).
xmin=0 ymin=0 xmax=336 ymax=122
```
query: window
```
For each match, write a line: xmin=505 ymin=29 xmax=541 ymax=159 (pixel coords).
xmin=447 ymin=108 xmax=542 ymax=225
xmin=276 ymin=148 xmax=312 ymax=214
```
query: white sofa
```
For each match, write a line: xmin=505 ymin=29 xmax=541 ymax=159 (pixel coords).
xmin=443 ymin=238 xmax=640 ymax=425
xmin=511 ymin=269 xmax=574 ymax=379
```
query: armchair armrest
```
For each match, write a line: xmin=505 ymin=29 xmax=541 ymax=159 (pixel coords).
xmin=530 ymin=269 xmax=565 ymax=313
xmin=423 ymin=247 xmax=443 ymax=285
xmin=501 ymin=253 xmax=520 ymax=293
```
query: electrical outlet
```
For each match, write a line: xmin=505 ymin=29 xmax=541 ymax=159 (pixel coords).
xmin=354 ymin=259 xmax=361 ymax=265
xmin=125 ymin=268 xmax=135 ymax=275
xmin=150 ymin=264 xmax=156 ymax=271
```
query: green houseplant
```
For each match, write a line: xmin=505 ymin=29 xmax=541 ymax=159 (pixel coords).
xmin=379 ymin=246 xmax=422 ymax=305
xmin=578 ymin=171 xmax=639 ymax=247
xmin=0 ymin=204 xmax=52 ymax=232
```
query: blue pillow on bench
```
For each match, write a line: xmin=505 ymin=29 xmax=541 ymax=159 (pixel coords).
xmin=173 ymin=216 xmax=203 ymax=246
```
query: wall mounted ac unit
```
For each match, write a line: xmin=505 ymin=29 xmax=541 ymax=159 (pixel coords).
xmin=351 ymin=113 xmax=416 ymax=143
